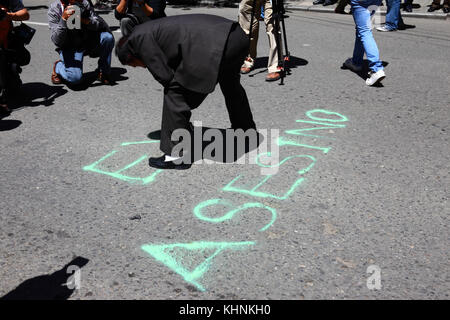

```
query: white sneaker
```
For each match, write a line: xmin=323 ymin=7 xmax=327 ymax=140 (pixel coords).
xmin=343 ymin=58 xmax=362 ymax=72
xmin=366 ymin=70 xmax=386 ymax=86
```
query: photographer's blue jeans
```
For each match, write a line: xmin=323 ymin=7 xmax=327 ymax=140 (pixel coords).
xmin=350 ymin=0 xmax=384 ymax=73
xmin=385 ymin=0 xmax=403 ymax=30
xmin=55 ymin=32 xmax=114 ymax=84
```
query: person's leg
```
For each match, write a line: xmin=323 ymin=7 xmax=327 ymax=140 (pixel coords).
xmin=403 ymin=0 xmax=413 ymax=11
xmin=336 ymin=0 xmax=350 ymax=12
xmin=239 ymin=0 xmax=261 ymax=69
xmin=97 ymin=32 xmax=114 ymax=76
xmin=352 ymin=0 xmax=383 ymax=72
xmin=350 ymin=0 xmax=366 ymax=67
xmin=219 ymin=25 xmax=256 ymax=130
xmin=119 ymin=17 xmax=137 ymax=37
xmin=0 ymin=49 xmax=9 ymax=112
xmin=443 ymin=0 xmax=449 ymax=12
xmin=160 ymin=83 xmax=207 ymax=156
xmin=263 ymin=0 xmax=279 ymax=75
xmin=385 ymin=0 xmax=401 ymax=30
xmin=55 ymin=49 xmax=84 ymax=84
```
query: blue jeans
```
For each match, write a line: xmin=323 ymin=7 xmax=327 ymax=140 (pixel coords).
xmin=350 ymin=0 xmax=384 ymax=73
xmin=385 ymin=0 xmax=403 ymax=30
xmin=55 ymin=32 xmax=114 ymax=84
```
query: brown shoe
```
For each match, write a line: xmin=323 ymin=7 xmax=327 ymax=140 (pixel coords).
xmin=51 ymin=60 xmax=62 ymax=84
xmin=0 ymin=102 xmax=10 ymax=116
xmin=265 ymin=72 xmax=281 ymax=82
xmin=97 ymin=70 xmax=114 ymax=85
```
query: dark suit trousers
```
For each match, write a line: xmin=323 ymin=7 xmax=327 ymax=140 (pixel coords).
xmin=160 ymin=23 xmax=256 ymax=156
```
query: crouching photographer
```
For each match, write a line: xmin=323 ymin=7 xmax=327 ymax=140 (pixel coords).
xmin=114 ymin=0 xmax=166 ymax=37
xmin=0 ymin=0 xmax=31 ymax=116
xmin=48 ymin=0 xmax=115 ymax=86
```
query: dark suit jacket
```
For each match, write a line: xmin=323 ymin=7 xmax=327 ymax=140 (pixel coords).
xmin=127 ymin=14 xmax=235 ymax=94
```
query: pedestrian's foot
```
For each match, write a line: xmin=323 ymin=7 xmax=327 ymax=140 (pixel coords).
xmin=265 ymin=72 xmax=281 ymax=82
xmin=51 ymin=60 xmax=62 ymax=84
xmin=428 ymin=5 xmax=440 ymax=12
xmin=313 ymin=0 xmax=325 ymax=5
xmin=240 ymin=66 xmax=253 ymax=74
xmin=366 ymin=70 xmax=386 ymax=86
xmin=398 ymin=23 xmax=416 ymax=30
xmin=343 ymin=58 xmax=362 ymax=72
xmin=97 ymin=71 xmax=114 ymax=85
xmin=0 ymin=102 xmax=10 ymax=116
xmin=376 ymin=26 xmax=396 ymax=32
xmin=443 ymin=6 xmax=449 ymax=13
xmin=148 ymin=155 xmax=191 ymax=170
xmin=334 ymin=8 xmax=347 ymax=14
xmin=403 ymin=4 xmax=413 ymax=12
xmin=323 ymin=0 xmax=336 ymax=6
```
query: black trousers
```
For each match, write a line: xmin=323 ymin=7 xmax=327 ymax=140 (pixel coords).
xmin=160 ymin=23 xmax=256 ymax=155
xmin=0 ymin=42 xmax=30 ymax=101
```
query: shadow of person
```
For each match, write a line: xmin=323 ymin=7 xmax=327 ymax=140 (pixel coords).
xmin=0 ymin=119 xmax=22 ymax=131
xmin=7 ymin=83 xmax=68 ymax=110
xmin=68 ymin=67 xmax=129 ymax=91
xmin=0 ymin=256 xmax=89 ymax=300
xmin=148 ymin=126 xmax=264 ymax=164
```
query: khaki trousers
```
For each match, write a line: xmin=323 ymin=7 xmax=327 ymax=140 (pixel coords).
xmin=238 ymin=0 xmax=279 ymax=73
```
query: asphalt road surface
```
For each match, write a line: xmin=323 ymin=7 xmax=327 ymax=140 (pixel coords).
xmin=0 ymin=2 xmax=449 ymax=299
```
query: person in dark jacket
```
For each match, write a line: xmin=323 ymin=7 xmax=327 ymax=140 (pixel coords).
xmin=0 ymin=0 xmax=30 ymax=116
xmin=115 ymin=14 xmax=257 ymax=170
xmin=114 ymin=0 xmax=166 ymax=37
xmin=48 ymin=0 xmax=114 ymax=86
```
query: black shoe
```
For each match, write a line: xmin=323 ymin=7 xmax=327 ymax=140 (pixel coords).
xmin=443 ymin=6 xmax=449 ymax=13
xmin=398 ymin=23 xmax=416 ymax=30
xmin=403 ymin=4 xmax=413 ymax=12
xmin=428 ymin=5 xmax=440 ymax=12
xmin=313 ymin=0 xmax=325 ymax=4
xmin=148 ymin=155 xmax=192 ymax=170
xmin=323 ymin=0 xmax=336 ymax=6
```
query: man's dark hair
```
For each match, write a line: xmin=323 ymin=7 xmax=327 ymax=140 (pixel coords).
xmin=115 ymin=36 xmax=134 ymax=65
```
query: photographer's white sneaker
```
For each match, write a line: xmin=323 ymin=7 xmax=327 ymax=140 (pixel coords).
xmin=366 ymin=70 xmax=386 ymax=86
xmin=343 ymin=58 xmax=362 ymax=72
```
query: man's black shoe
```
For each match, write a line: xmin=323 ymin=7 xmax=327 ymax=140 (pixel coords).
xmin=428 ymin=5 xmax=440 ymax=12
xmin=313 ymin=0 xmax=325 ymax=4
xmin=323 ymin=0 xmax=337 ymax=6
xmin=398 ymin=23 xmax=416 ymax=30
xmin=443 ymin=6 xmax=449 ymax=13
xmin=148 ymin=155 xmax=192 ymax=170
xmin=403 ymin=4 xmax=413 ymax=12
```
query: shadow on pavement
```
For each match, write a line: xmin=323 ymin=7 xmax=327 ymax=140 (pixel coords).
xmin=1 ymin=256 xmax=89 ymax=300
xmin=68 ymin=67 xmax=128 ymax=91
xmin=8 ymin=82 xmax=68 ymax=110
xmin=341 ymin=60 xmax=389 ymax=87
xmin=0 ymin=119 xmax=22 ymax=131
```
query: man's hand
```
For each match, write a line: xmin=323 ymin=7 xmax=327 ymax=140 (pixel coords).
xmin=2 ymin=8 xmax=30 ymax=21
xmin=62 ymin=6 xmax=76 ymax=21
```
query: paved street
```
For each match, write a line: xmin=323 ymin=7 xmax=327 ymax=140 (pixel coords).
xmin=0 ymin=1 xmax=449 ymax=299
